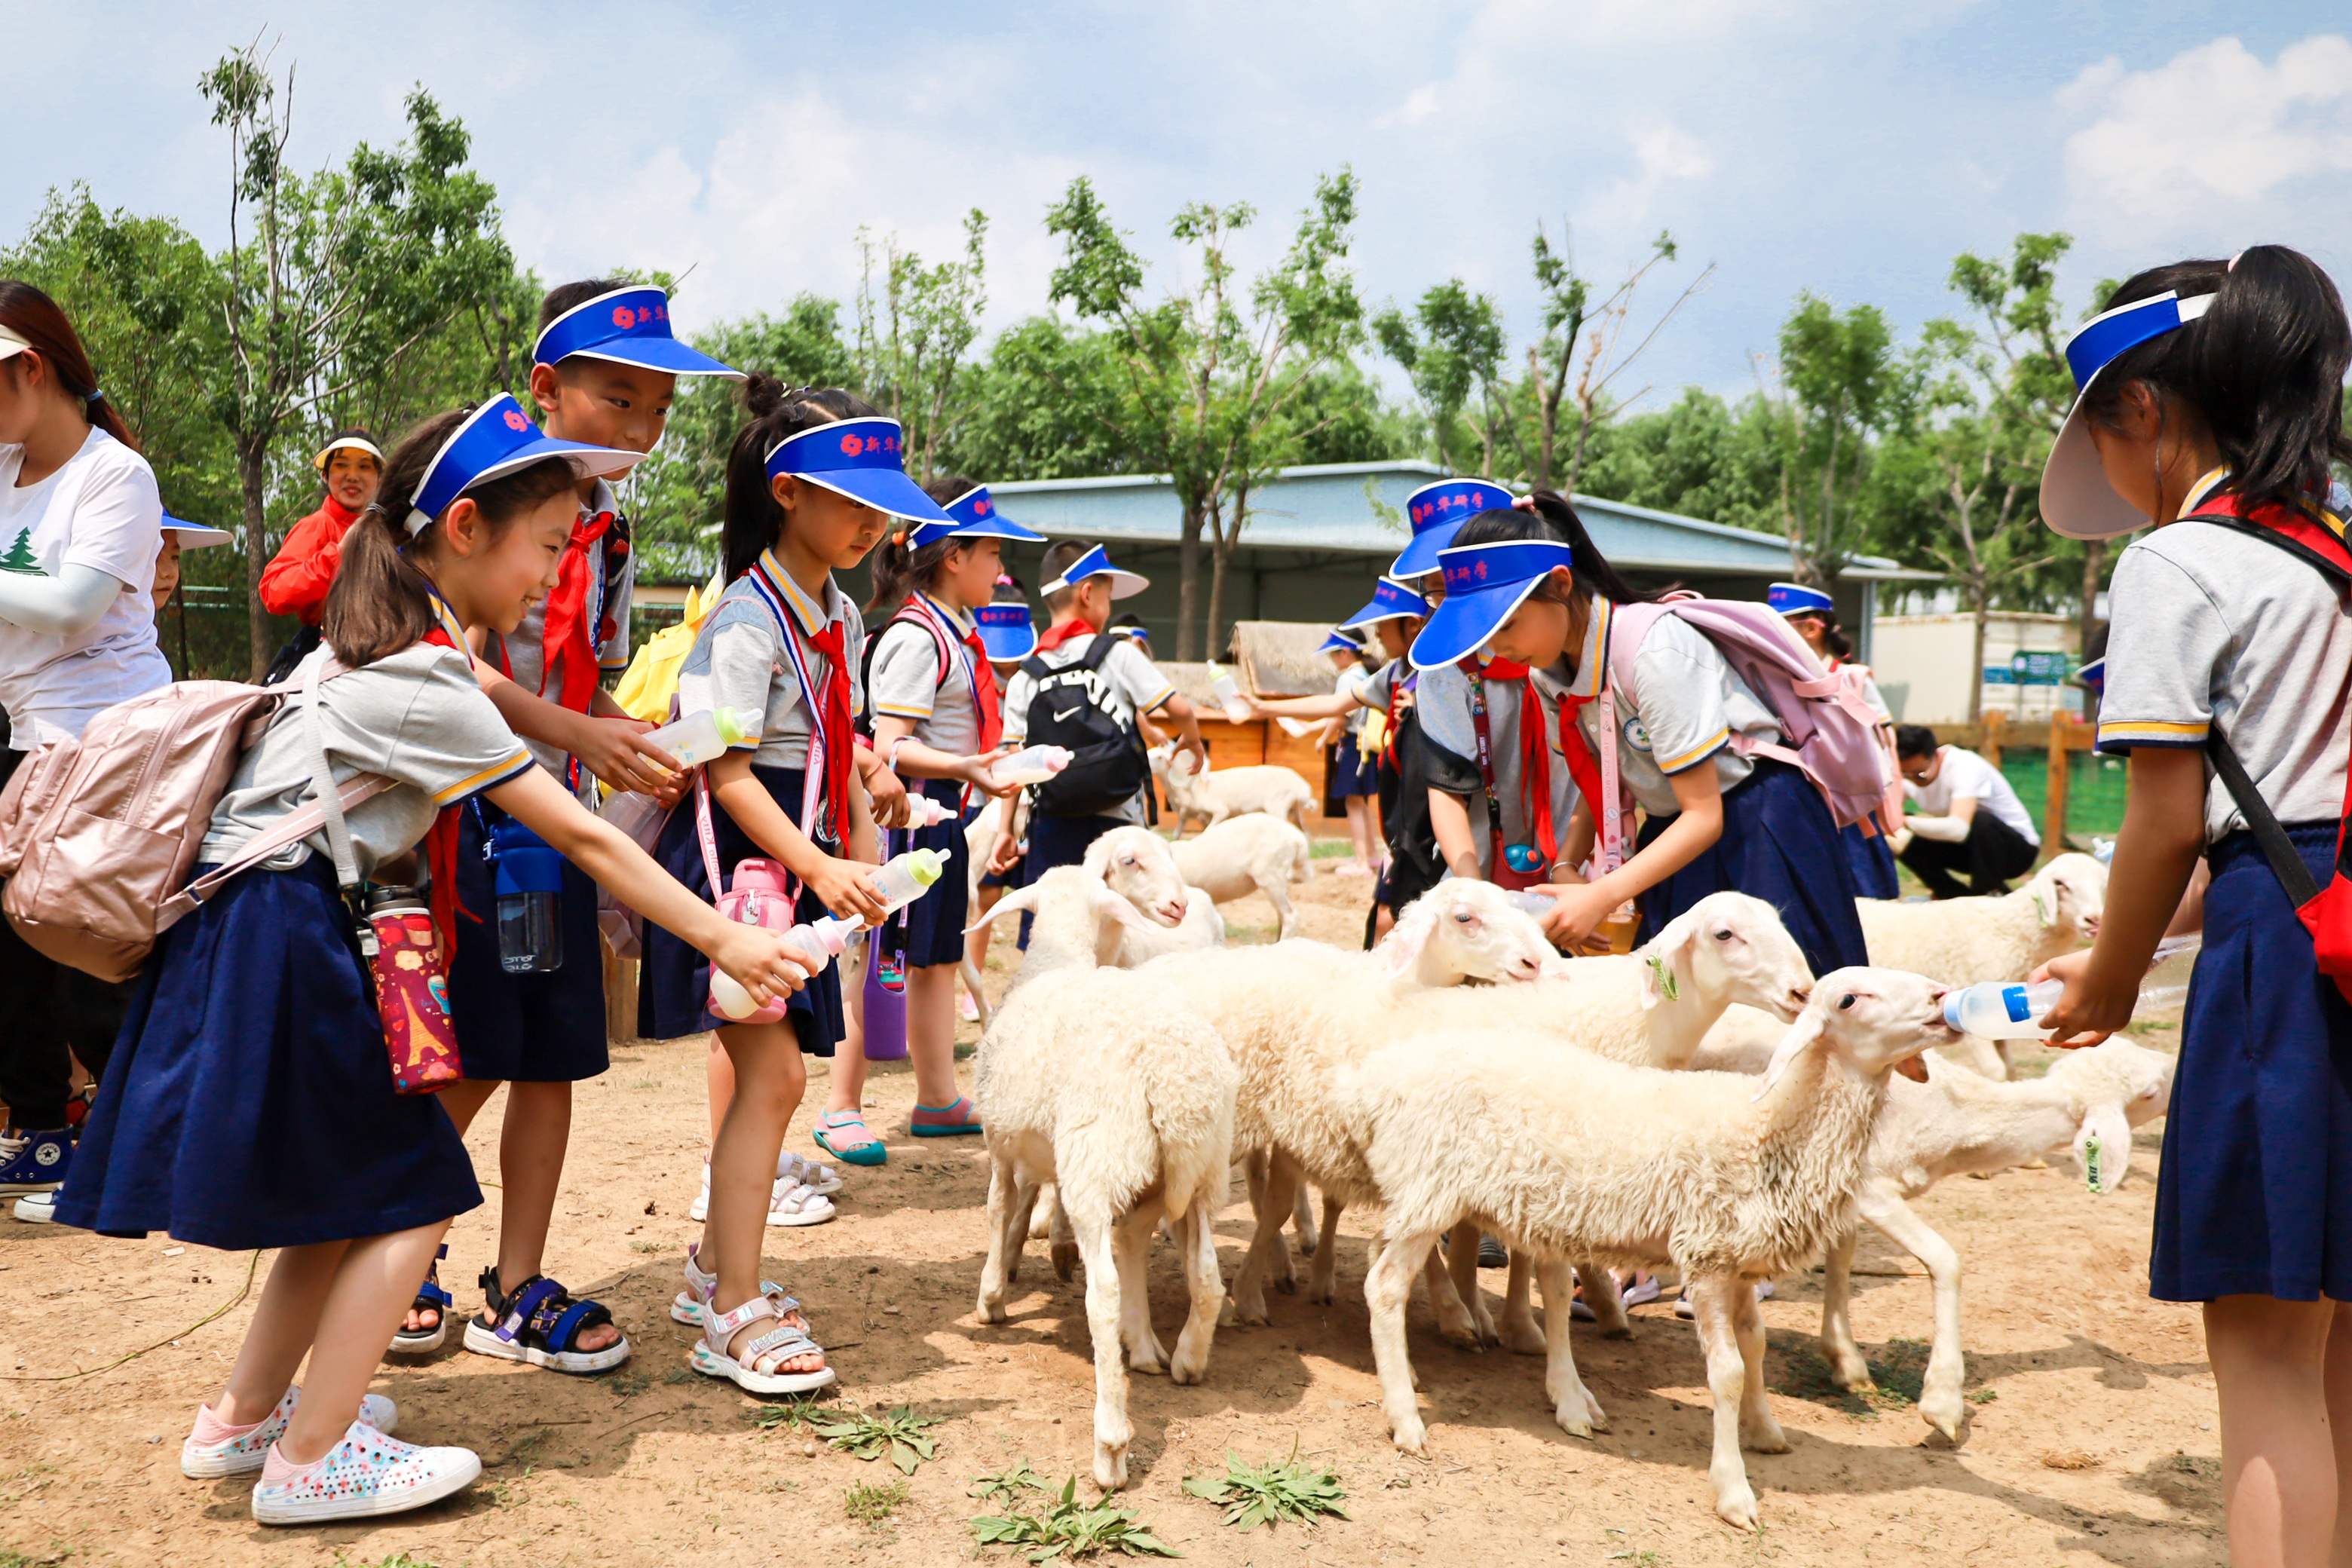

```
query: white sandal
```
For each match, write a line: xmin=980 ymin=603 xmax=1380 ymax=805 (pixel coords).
xmin=669 ymin=1242 xmax=805 ymax=1328
xmin=766 ymin=1178 xmax=835 ymax=1227
xmin=690 ymin=1157 xmax=844 ymax=1221
xmin=691 ymin=1294 xmax=836 ymax=1395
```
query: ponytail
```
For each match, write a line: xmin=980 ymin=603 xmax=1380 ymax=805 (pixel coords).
xmin=1449 ymin=491 xmax=1664 ymax=605
xmin=2082 ymin=245 xmax=2352 ymax=522
xmin=721 ymin=375 xmax=881 ymax=584
xmin=323 ymin=406 xmax=575 ymax=666
xmin=0 ymin=280 xmax=140 ymax=453
xmin=865 ymin=473 xmax=984 ymax=615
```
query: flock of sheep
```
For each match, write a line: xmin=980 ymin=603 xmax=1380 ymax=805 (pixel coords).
xmin=954 ymin=758 xmax=2172 ymax=1531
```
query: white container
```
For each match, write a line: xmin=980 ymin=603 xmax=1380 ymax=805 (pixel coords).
xmin=990 ymin=744 xmax=1072 ymax=789
xmin=709 ymin=916 xmax=859 ymax=1019
xmin=1501 ymin=890 xmax=1559 ymax=917
xmin=869 ymin=848 xmax=948 ymax=916
xmin=642 ymin=706 xmax=751 ymax=769
xmin=1941 ymin=978 xmax=2065 ymax=1040
xmin=902 ymin=795 xmax=955 ymax=828
xmin=1209 ymin=666 xmax=1249 ymax=720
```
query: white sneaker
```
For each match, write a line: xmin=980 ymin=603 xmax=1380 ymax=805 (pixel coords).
xmin=12 ymin=1191 xmax=56 ymax=1223
xmin=250 ymin=1420 xmax=479 ymax=1525
xmin=182 ymin=1386 xmax=396 ymax=1478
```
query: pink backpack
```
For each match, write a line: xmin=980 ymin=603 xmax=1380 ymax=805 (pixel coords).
xmin=1592 ymin=593 xmax=1895 ymax=871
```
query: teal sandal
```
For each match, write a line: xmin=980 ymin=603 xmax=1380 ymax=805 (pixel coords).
xmin=813 ymin=1110 xmax=888 ymax=1167
xmin=909 ymin=1096 xmax=983 ymax=1138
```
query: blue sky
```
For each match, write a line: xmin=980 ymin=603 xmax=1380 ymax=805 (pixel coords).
xmin=7 ymin=2 xmax=2350 ymax=405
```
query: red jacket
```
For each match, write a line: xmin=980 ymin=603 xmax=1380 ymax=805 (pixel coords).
xmin=259 ymin=496 xmax=362 ymax=626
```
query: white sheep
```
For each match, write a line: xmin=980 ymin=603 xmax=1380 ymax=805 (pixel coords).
xmin=1336 ymin=967 xmax=1956 ymax=1529
xmin=1860 ymin=853 xmax=2106 ymax=985
xmin=1134 ymin=880 xmax=1556 ymax=1335
xmin=1085 ymin=825 xmax=1227 ymax=963
xmin=957 ymin=794 xmax=1026 ymax=1027
xmin=1817 ymin=1037 xmax=2176 ymax=1438
xmin=1169 ymin=813 xmax=1315 ymax=939
xmin=966 ymin=866 xmax=1238 ymax=1491
xmin=1147 ymin=741 xmax=1316 ymax=840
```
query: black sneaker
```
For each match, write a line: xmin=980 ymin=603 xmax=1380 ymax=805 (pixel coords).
xmin=1478 ymin=1236 xmax=1508 ymax=1269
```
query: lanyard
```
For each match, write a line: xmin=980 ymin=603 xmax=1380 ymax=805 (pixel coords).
xmin=745 ymin=556 xmax=834 ymax=846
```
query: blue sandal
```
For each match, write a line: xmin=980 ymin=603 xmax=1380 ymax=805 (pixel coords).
xmin=390 ymin=1245 xmax=450 ymax=1355
xmin=909 ymin=1096 xmax=983 ymax=1138
xmin=813 ymin=1110 xmax=888 ymax=1166
xmin=461 ymin=1266 xmax=630 ymax=1374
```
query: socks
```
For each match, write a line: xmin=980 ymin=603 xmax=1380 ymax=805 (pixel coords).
xmin=191 ymin=1403 xmax=267 ymax=1444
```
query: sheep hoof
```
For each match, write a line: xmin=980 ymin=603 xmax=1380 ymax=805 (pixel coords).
xmin=1052 ymin=1242 xmax=1080 ymax=1282
xmin=1602 ymin=1324 xmax=1634 ymax=1342
xmin=976 ymin=1294 xmax=1008 ymax=1325
xmin=1274 ymin=1272 xmax=1298 ymax=1297
xmin=1227 ymin=1292 xmax=1270 ymax=1328
xmin=1919 ymin=1395 xmax=1963 ymax=1442
xmin=1554 ymin=1405 xmax=1593 ymax=1440
xmin=1713 ymin=1484 xmax=1760 ymax=1531
xmin=1502 ymin=1320 xmax=1547 ymax=1357
xmin=1389 ymin=1414 xmax=1429 ymax=1455
xmin=1436 ymin=1324 xmax=1485 ymax=1353
xmin=1169 ymin=1343 xmax=1211 ymax=1386
xmin=1094 ymin=1442 xmax=1129 ymax=1493
xmin=1741 ymin=1416 xmax=1791 ymax=1455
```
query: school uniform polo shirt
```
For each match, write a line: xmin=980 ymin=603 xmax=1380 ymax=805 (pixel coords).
xmin=1564 ymin=593 xmax=1780 ymax=816
xmin=681 ymin=562 xmax=865 ymax=773
xmin=1415 ymin=658 xmax=1580 ymax=877
xmin=869 ymin=593 xmax=987 ymax=755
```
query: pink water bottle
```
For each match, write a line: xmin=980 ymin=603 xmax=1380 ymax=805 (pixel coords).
xmin=708 ymin=859 xmax=795 ymax=1024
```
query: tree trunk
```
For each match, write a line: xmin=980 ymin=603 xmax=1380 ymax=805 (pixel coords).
xmin=1566 ymin=404 xmax=1595 ymax=497
xmin=2076 ymin=537 xmax=2105 ymax=731
xmin=1206 ymin=537 xmax=1230 ymax=663
xmin=1531 ymin=347 xmax=1556 ymax=491
xmin=239 ymin=437 xmax=273 ymax=680
xmin=1174 ymin=492 xmax=1206 ymax=662
xmin=1967 ymin=581 xmax=1991 ymax=725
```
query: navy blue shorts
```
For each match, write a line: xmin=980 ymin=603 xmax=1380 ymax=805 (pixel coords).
xmin=2153 ymin=823 xmax=2352 ymax=1303
xmin=1331 ymin=737 xmax=1380 ymax=799
xmin=880 ymin=777 xmax=972 ymax=970
xmin=1842 ymin=819 xmax=1900 ymax=901
xmin=638 ymin=766 xmax=845 ymax=1055
xmin=53 ymin=857 xmax=482 ymax=1251
xmin=1636 ymin=758 xmax=1870 ymax=978
xmin=446 ymin=801 xmax=609 ymax=1083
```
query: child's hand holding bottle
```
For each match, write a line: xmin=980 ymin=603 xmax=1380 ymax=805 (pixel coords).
xmin=704 ymin=922 xmax=813 ymax=1015
xmin=802 ymin=855 xmax=890 ymax=926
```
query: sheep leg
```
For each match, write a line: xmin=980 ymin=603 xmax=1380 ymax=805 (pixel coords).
xmin=1536 ymin=1257 xmax=1606 ymax=1436
xmin=1730 ymin=1276 xmax=1790 ymax=1454
xmin=1424 ymin=1228 xmax=1487 ymax=1350
xmin=977 ymin=1157 xmax=1024 ymax=1323
xmin=1572 ymin=1258 xmax=1634 ymax=1340
xmin=1689 ymin=1277 xmax=1761 ymax=1530
xmin=1243 ymin=1148 xmax=1301 ymax=1293
xmin=1113 ymin=1197 xmax=1170 ymax=1374
xmin=1500 ymin=1251 xmax=1546 ymax=1355
xmin=1029 ymin=1181 xmax=1058 ymax=1242
xmin=1307 ymin=1194 xmax=1346 ymax=1306
xmin=959 ymin=956 xmax=992 ymax=1027
xmin=1441 ymin=1222 xmax=1499 ymax=1348
xmin=1857 ymin=1184 xmax=1966 ymax=1440
xmin=1051 ymin=1189 xmax=1081 ymax=1282
xmin=1291 ymin=1178 xmax=1319 ymax=1257
xmin=1167 ymin=1190 xmax=1225 ymax=1386
xmin=1816 ymin=1224 xmax=1873 ymax=1392
xmin=1261 ymin=873 xmax=1299 ymax=941
xmin=1070 ymin=1204 xmax=1132 ymax=1491
xmin=1223 ymin=1155 xmax=1299 ymax=1327
xmin=1369 ymin=1229 xmax=1442 ymax=1453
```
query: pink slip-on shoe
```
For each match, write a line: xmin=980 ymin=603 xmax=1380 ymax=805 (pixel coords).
xmin=181 ymin=1386 xmax=396 ymax=1478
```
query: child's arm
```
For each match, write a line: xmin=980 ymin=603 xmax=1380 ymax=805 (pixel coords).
xmin=1154 ymin=693 xmax=1209 ymax=776
xmin=1428 ymin=789 xmax=1483 ymax=881
xmin=471 ymin=660 xmax=678 ymax=795
xmin=2035 ymin=747 xmax=2206 ymax=1043
xmin=855 ymin=742 xmax=912 ymax=828
xmin=871 ymin=716 xmax=1016 ymax=797
xmin=1536 ymin=763 xmax=1724 ymax=946
xmin=485 ymin=765 xmax=810 ymax=1007
xmin=706 ymin=750 xmax=888 ymax=923
xmin=1229 ymin=689 xmax=1367 ymax=721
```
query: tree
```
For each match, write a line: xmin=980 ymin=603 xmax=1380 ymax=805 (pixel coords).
xmin=1045 ymin=171 xmax=1362 ymax=657
xmin=1371 ymin=280 xmax=1500 ymax=475
xmin=853 ymin=210 xmax=988 ymax=485
xmin=198 ymin=38 xmax=514 ymax=675
xmin=1769 ymin=293 xmax=1910 ymax=586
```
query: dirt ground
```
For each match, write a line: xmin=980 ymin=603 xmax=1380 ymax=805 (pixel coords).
xmin=0 ymin=856 xmax=2219 ymax=1568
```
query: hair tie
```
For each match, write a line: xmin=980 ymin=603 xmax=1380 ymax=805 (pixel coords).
xmin=891 ymin=528 xmax=908 ymax=546
xmin=84 ymin=388 xmax=104 ymax=406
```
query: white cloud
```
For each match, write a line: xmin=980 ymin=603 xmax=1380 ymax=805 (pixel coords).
xmin=2060 ymin=35 xmax=2352 ymax=225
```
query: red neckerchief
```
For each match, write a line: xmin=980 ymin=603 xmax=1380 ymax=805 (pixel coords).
xmin=752 ymin=555 xmax=856 ymax=824
xmin=539 ymin=505 xmax=616 ymax=713
xmin=1034 ymin=616 xmax=1097 ymax=654
xmin=1471 ymin=658 xmax=1563 ymax=865
xmin=966 ymin=625 xmax=1003 ymax=752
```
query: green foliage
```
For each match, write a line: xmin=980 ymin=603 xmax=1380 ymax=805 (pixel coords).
xmin=855 ymin=208 xmax=990 ymax=484
xmin=1372 ymin=279 xmax=1502 ymax=474
xmin=810 ymin=1404 xmax=940 ymax=1475
xmin=969 ymin=1459 xmax=1057 ymax=1505
xmin=1772 ymin=292 xmax=1913 ymax=583
xmin=843 ymin=1477 xmax=911 ymax=1525
xmin=744 ymin=1396 xmax=824 ymax=1434
xmin=1181 ymin=1446 xmax=1349 ymax=1530
xmin=971 ymin=1475 xmax=1181 ymax=1560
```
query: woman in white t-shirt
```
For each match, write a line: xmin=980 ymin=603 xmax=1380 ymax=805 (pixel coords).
xmin=0 ymin=281 xmax=170 ymax=1220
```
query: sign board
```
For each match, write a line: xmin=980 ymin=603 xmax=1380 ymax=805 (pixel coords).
xmin=1985 ymin=651 xmax=2070 ymax=687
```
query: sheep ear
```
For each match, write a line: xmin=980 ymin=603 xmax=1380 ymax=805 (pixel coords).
xmin=2075 ymin=1103 xmax=2134 ymax=1193
xmin=2030 ymin=885 xmax=2054 ymax=928
xmin=1894 ymin=1053 xmax=1931 ymax=1083
xmin=1637 ymin=914 xmax=1698 ymax=1009
xmin=1380 ymin=905 xmax=1432 ymax=982
xmin=1752 ymin=1010 xmax=1828 ymax=1102
xmin=965 ymin=886 xmax=1040 ymax=935
xmin=1086 ymin=884 xmax=1153 ymax=932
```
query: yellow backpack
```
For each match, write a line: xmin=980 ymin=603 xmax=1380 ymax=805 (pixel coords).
xmin=612 ymin=574 xmax=723 ymax=724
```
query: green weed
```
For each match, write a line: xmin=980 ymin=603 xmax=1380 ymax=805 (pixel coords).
xmin=1181 ymin=1444 xmax=1349 ymax=1530
xmin=811 ymin=1404 xmax=939 ymax=1475
xmin=972 ymin=1475 xmax=1180 ymax=1560
xmin=970 ymin=1459 xmax=1056 ymax=1506
xmin=844 ymin=1477 xmax=911 ymax=1525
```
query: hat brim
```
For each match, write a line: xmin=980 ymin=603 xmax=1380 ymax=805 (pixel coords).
xmin=798 ymin=469 xmax=957 ymax=525
xmin=939 ymin=516 xmax=1048 ymax=545
xmin=1408 ymin=574 xmax=1548 ymax=670
xmin=1389 ymin=521 xmax=1465 ymax=579
xmin=1089 ymin=566 xmax=1150 ymax=599
xmin=563 ymin=338 xmax=746 ymax=379
xmin=1340 ymin=594 xmax=1420 ymax=629
xmin=975 ymin=623 xmax=1039 ymax=661
xmin=456 ymin=436 xmax=643 ymax=506
xmin=161 ymin=519 xmax=233 ymax=547
xmin=2040 ymin=382 xmax=2151 ymax=540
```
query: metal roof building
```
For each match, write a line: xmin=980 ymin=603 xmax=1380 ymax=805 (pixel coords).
xmin=969 ymin=458 xmax=1925 ymax=659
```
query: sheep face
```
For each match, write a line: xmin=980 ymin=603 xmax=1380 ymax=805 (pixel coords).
xmin=1084 ymin=825 xmax=1190 ymax=927
xmin=1145 ymin=742 xmax=1202 ymax=783
xmin=2029 ymin=853 xmax=2108 ymax=940
xmin=1755 ymin=966 xmax=1956 ymax=1099
xmin=1641 ymin=892 xmax=1813 ymax=1021
xmin=1381 ymin=880 xmax=1553 ymax=988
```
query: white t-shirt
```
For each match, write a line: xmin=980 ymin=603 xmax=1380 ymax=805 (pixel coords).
xmin=0 ymin=428 xmax=170 ymax=748
xmin=1907 ymin=745 xmax=2039 ymax=847
xmin=999 ymin=631 xmax=1175 ymax=824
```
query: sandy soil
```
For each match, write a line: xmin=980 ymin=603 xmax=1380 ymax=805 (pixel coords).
xmin=0 ymin=859 xmax=2219 ymax=1567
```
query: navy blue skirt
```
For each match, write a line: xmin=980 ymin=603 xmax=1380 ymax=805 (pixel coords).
xmin=638 ymin=765 xmax=844 ymax=1055
xmin=446 ymin=801 xmax=608 ymax=1083
xmin=1331 ymin=737 xmax=1380 ymax=799
xmin=2152 ymin=823 xmax=2352 ymax=1303
xmin=1842 ymin=820 xmax=1900 ymax=900
xmin=52 ymin=856 xmax=482 ymax=1251
xmin=1636 ymin=758 xmax=1870 ymax=978
xmin=880 ymin=777 xmax=971 ymax=969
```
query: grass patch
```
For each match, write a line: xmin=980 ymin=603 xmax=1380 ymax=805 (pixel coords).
xmin=972 ymin=1475 xmax=1179 ymax=1560
xmin=844 ymin=1477 xmax=911 ymax=1525
xmin=631 ymin=1241 xmax=664 ymax=1254
xmin=811 ymin=1404 xmax=940 ymax=1475
xmin=970 ymin=1459 xmax=1056 ymax=1507
xmin=1182 ymin=1445 xmax=1349 ymax=1530
xmin=745 ymin=1398 xmax=822 ymax=1435
xmin=604 ymin=1370 xmax=654 ymax=1398
xmin=1772 ymin=1339 xmax=1940 ymax=1418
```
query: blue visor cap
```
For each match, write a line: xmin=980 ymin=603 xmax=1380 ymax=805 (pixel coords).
xmin=1341 ymin=574 xmax=1432 ymax=629
xmin=973 ymin=601 xmax=1038 ymax=661
xmin=1040 ymin=542 xmax=1149 ymax=599
xmin=2041 ymin=289 xmax=2216 ymax=540
xmin=161 ymin=513 xmax=232 ymax=547
xmin=532 ymin=286 xmax=743 ymax=378
xmin=766 ymin=418 xmax=956 ymax=525
xmin=406 ymin=394 xmax=642 ymax=537
xmin=1769 ymin=580 xmax=1834 ymax=617
xmin=909 ymin=484 xmax=1049 ymax=548
xmin=1409 ymin=539 xmax=1576 ymax=670
xmin=2075 ymin=657 xmax=2105 ymax=698
xmin=1318 ymin=630 xmax=1363 ymax=656
xmin=1390 ymin=479 xmax=1515 ymax=578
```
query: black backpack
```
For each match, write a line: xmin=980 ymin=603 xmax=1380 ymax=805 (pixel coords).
xmin=1019 ymin=635 xmax=1152 ymax=819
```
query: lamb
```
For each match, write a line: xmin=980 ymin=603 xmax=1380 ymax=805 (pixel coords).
xmin=1335 ymin=968 xmax=1957 ymax=1529
xmin=1169 ymin=813 xmax=1315 ymax=939
xmin=1084 ymin=825 xmax=1227 ymax=963
xmin=1859 ymin=852 xmax=2105 ymax=987
xmin=1133 ymin=880 xmax=1557 ymax=1334
xmin=1148 ymin=741 xmax=1315 ymax=839
xmin=1816 ymin=1037 xmax=2176 ymax=1438
xmin=966 ymin=865 xmax=1239 ymax=1491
